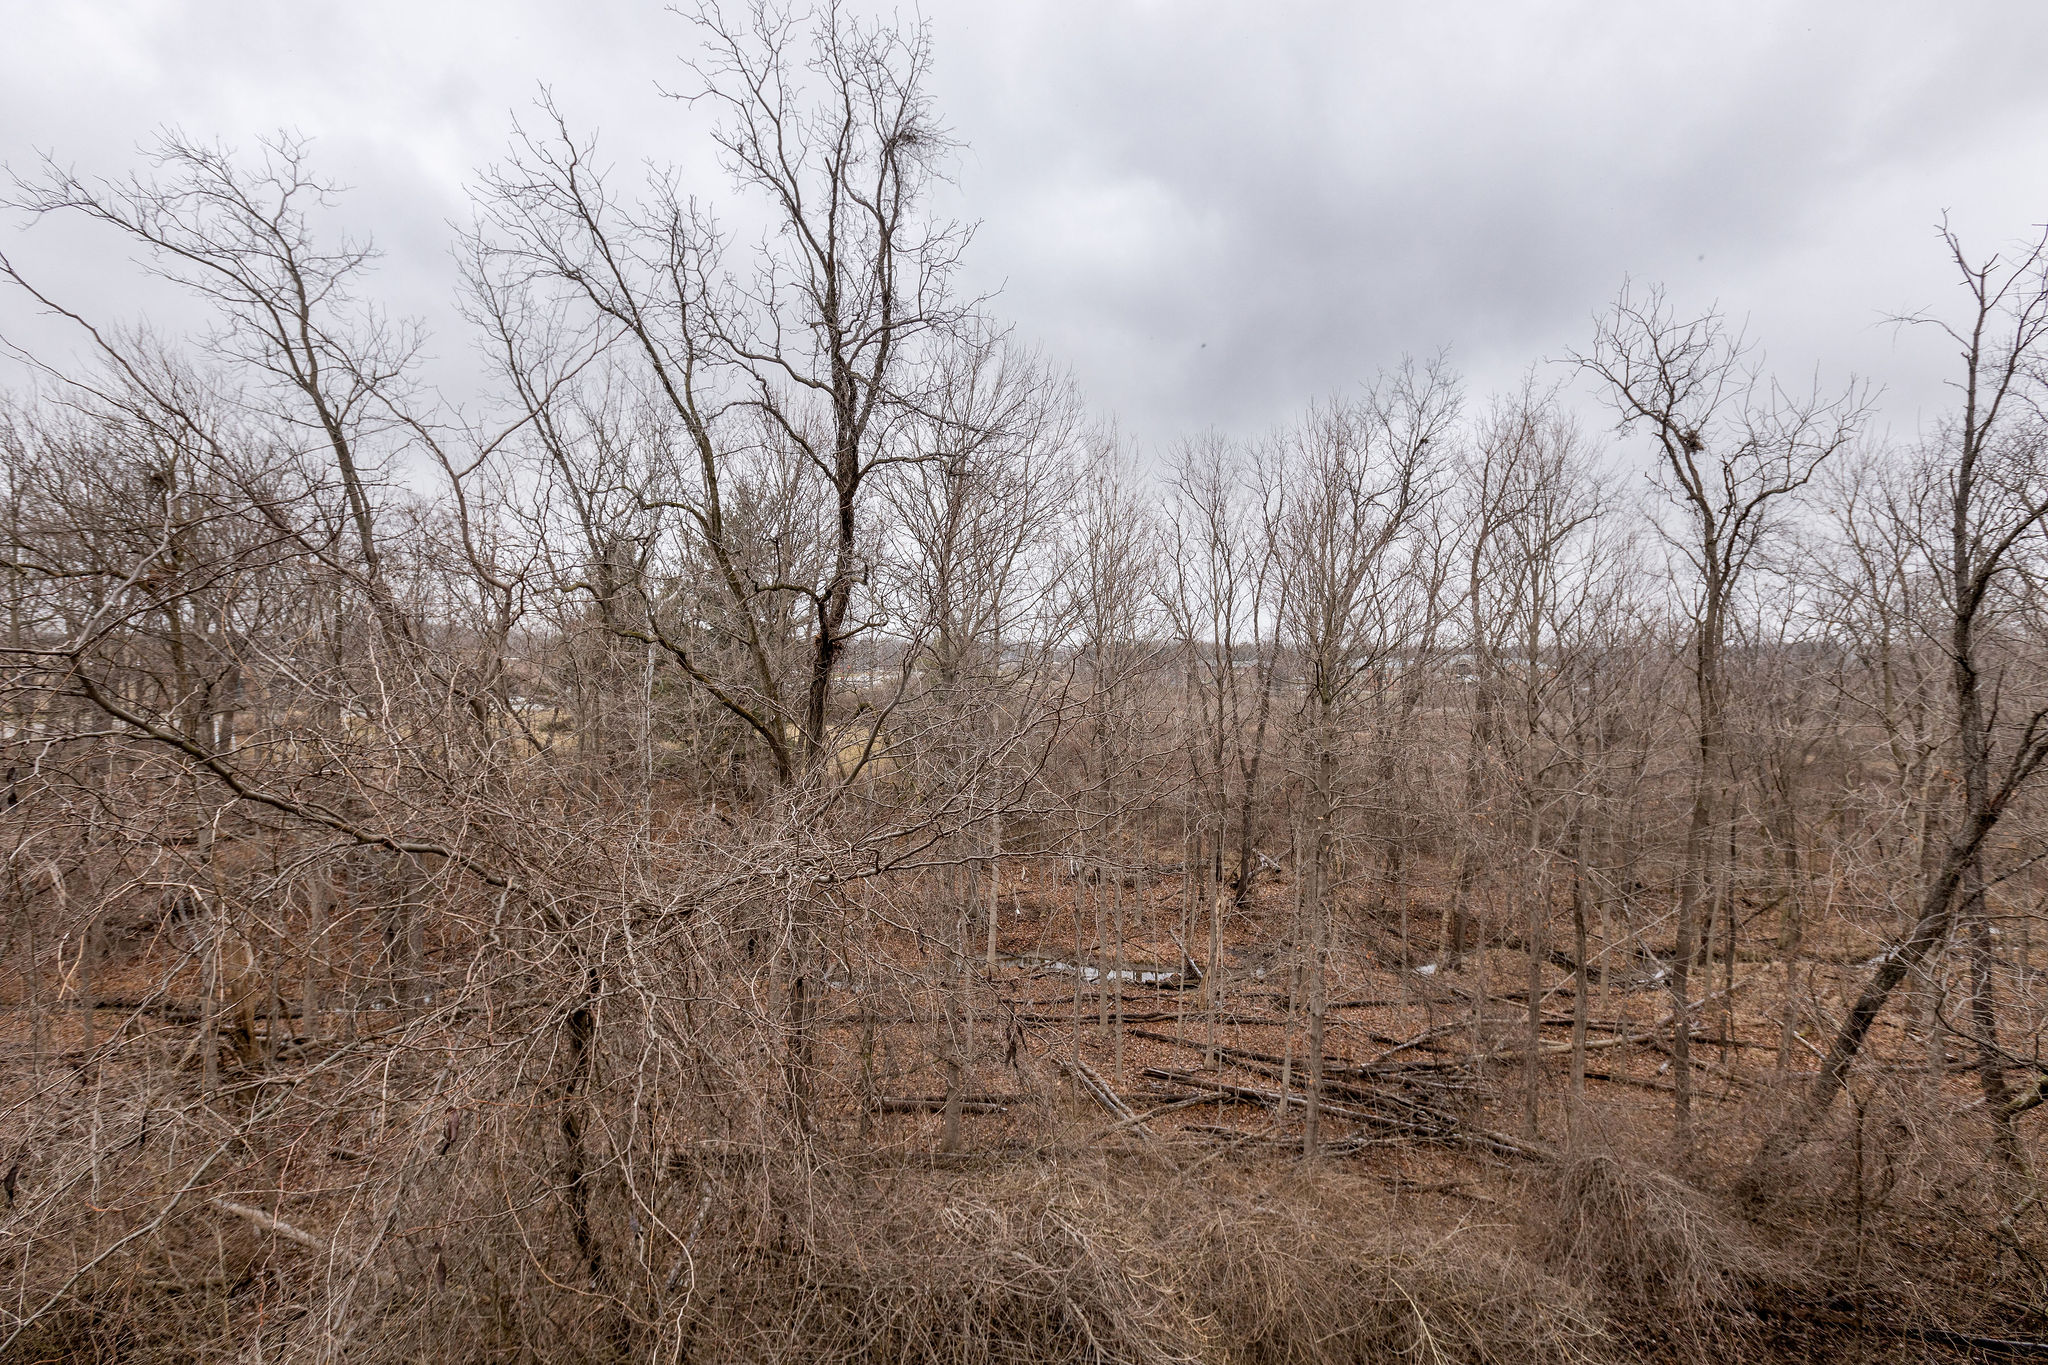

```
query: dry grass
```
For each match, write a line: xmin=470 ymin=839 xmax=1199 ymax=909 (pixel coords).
xmin=1536 ymin=1150 xmax=1763 ymax=1318
xmin=3 ymin=840 xmax=2042 ymax=1364
xmin=7 ymin=1151 xmax=1614 ymax=1365
xmin=1530 ymin=1147 xmax=1772 ymax=1359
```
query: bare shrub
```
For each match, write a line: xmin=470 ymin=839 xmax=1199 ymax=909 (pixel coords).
xmin=1179 ymin=1173 xmax=1609 ymax=1365
xmin=654 ymin=1160 xmax=1614 ymax=1365
xmin=133 ymin=1154 xmax=1613 ymax=1365
xmin=1531 ymin=1149 xmax=1767 ymax=1355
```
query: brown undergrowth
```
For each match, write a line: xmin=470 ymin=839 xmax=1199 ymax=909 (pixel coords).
xmin=7 ymin=1106 xmax=2039 ymax=1365
xmin=2 ymin=845 xmax=2041 ymax=1363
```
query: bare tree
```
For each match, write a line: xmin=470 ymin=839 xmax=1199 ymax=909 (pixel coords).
xmin=471 ymin=0 xmax=976 ymax=784
xmin=1757 ymin=225 xmax=2048 ymax=1175
xmin=1161 ymin=430 xmax=1283 ymax=1058
xmin=1576 ymin=284 xmax=1863 ymax=1146
xmin=1478 ymin=388 xmax=1604 ymax=1138
xmin=1265 ymin=364 xmax=1456 ymax=1162
xmin=4 ymin=133 xmax=418 ymax=643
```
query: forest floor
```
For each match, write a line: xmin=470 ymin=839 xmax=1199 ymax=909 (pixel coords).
xmin=2 ymin=853 xmax=2044 ymax=1363
xmin=831 ymin=857 xmax=2048 ymax=1361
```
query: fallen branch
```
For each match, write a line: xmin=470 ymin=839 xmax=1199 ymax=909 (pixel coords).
xmin=1143 ymin=1067 xmax=1549 ymax=1161
xmin=1056 ymin=1056 xmax=1151 ymax=1140
xmin=1129 ymin=1028 xmax=1473 ymax=1129
xmin=210 ymin=1198 xmax=328 ymax=1254
xmin=870 ymin=1094 xmax=1018 ymax=1115
xmin=1757 ymin=1306 xmax=2048 ymax=1359
xmin=1365 ymin=1023 xmax=1470 ymax=1066
xmin=1998 ymin=1071 xmax=2048 ymax=1123
xmin=1086 ymin=1091 xmax=1229 ymax=1141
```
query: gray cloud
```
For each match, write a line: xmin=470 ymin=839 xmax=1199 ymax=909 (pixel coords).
xmin=4 ymin=0 xmax=2045 ymax=449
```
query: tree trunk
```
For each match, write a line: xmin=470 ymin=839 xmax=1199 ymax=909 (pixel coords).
xmin=1523 ymin=810 xmax=1545 ymax=1139
xmin=1672 ymin=582 xmax=1724 ymax=1151
xmin=1301 ymin=721 xmax=1335 ymax=1165
xmin=1962 ymin=869 xmax=2021 ymax=1169
xmin=1569 ymin=807 xmax=1593 ymax=1134
xmin=303 ymin=870 xmax=328 ymax=1044
xmin=1752 ymin=814 xmax=1991 ymax=1175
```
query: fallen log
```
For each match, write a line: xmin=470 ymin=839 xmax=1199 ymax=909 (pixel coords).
xmin=1365 ymin=1023 xmax=1469 ymax=1066
xmin=1176 ymin=1124 xmax=1413 ymax=1157
xmin=1142 ymin=1067 xmax=1549 ymax=1161
xmin=210 ymin=1198 xmax=327 ymax=1254
xmin=870 ymin=1094 xmax=1021 ymax=1115
xmin=1010 ymin=1010 xmax=1280 ymax=1026
xmin=1127 ymin=1027 xmax=1345 ymax=1075
xmin=1128 ymin=1028 xmax=1467 ymax=1128
xmin=1086 ymin=1091 xmax=1232 ymax=1141
xmin=1055 ymin=1056 xmax=1152 ymax=1140
xmin=1755 ymin=1306 xmax=2048 ymax=1359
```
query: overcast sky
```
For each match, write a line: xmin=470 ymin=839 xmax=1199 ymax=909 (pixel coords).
xmin=4 ymin=1 xmax=2047 ymax=454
